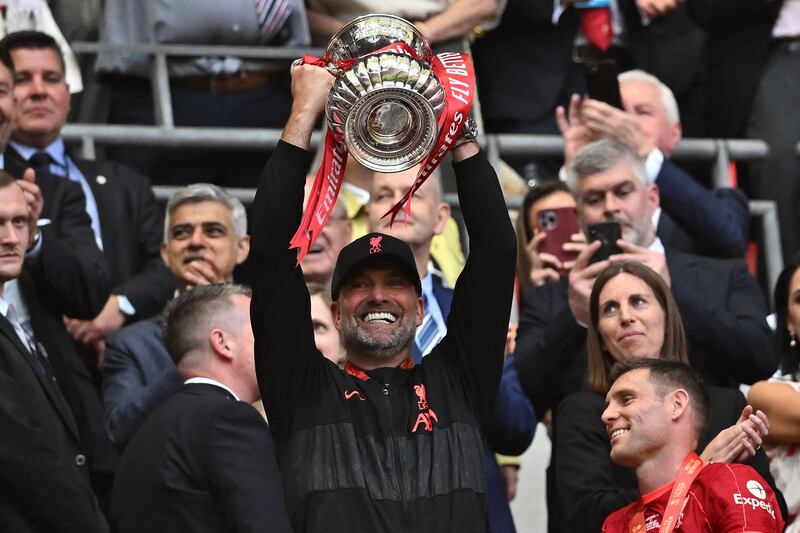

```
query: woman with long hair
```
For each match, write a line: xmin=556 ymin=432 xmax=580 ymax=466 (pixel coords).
xmin=554 ymin=262 xmax=781 ymax=532
xmin=748 ymin=256 xmax=800 ymax=532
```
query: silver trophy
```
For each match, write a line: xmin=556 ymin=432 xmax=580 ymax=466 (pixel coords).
xmin=325 ymin=15 xmax=446 ymax=173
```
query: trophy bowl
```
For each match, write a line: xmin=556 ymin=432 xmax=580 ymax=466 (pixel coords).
xmin=326 ymin=52 xmax=445 ymax=172
xmin=324 ymin=14 xmax=444 ymax=172
xmin=324 ymin=14 xmax=432 ymax=65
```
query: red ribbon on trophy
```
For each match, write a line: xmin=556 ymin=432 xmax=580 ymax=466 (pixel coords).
xmin=288 ymin=45 xmax=476 ymax=262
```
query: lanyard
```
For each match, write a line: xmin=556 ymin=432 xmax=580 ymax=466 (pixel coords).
xmin=628 ymin=452 xmax=705 ymax=533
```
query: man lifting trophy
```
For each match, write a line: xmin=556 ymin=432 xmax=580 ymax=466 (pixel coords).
xmin=252 ymin=13 xmax=516 ymax=532
xmin=290 ymin=14 xmax=478 ymax=259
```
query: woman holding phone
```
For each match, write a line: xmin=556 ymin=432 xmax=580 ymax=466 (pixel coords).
xmin=515 ymin=181 xmax=584 ymax=293
xmin=554 ymin=261 xmax=783 ymax=532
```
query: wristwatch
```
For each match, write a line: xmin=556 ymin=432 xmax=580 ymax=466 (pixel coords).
xmin=116 ymin=295 xmax=136 ymax=318
xmin=454 ymin=118 xmax=478 ymax=149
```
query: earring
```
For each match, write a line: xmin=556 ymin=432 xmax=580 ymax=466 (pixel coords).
xmin=791 ymin=332 xmax=797 ymax=348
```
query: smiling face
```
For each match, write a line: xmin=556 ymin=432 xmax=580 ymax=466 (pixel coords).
xmin=331 ymin=259 xmax=422 ymax=367
xmin=0 ymin=184 xmax=29 ymax=285
xmin=577 ymin=160 xmax=659 ymax=247
xmin=10 ymin=47 xmax=70 ymax=149
xmin=597 ymin=272 xmax=666 ymax=362
xmin=161 ymin=200 xmax=250 ymax=290
xmin=602 ymin=368 xmax=672 ymax=467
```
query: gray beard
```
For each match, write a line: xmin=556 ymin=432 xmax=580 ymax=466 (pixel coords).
xmin=341 ymin=320 xmax=416 ymax=362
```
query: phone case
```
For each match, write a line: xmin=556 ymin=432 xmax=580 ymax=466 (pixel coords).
xmin=584 ymin=60 xmax=623 ymax=109
xmin=537 ymin=207 xmax=580 ymax=275
xmin=588 ymin=221 xmax=622 ymax=264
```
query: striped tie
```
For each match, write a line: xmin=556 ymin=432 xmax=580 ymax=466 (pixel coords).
xmin=415 ymin=292 xmax=446 ymax=359
xmin=255 ymin=0 xmax=292 ymax=44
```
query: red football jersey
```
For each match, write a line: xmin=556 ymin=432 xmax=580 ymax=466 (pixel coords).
xmin=603 ymin=463 xmax=784 ymax=532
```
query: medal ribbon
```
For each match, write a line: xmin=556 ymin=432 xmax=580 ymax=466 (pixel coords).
xmin=628 ymin=451 xmax=705 ymax=533
xmin=288 ymin=45 xmax=475 ymax=261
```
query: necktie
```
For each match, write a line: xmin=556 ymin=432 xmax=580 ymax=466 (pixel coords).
xmin=415 ymin=292 xmax=446 ymax=359
xmin=28 ymin=151 xmax=52 ymax=177
xmin=580 ymin=5 xmax=613 ymax=52
xmin=255 ymin=0 xmax=292 ymax=44
xmin=7 ymin=304 xmax=52 ymax=378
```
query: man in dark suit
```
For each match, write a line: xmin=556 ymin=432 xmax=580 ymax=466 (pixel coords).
xmin=0 ymin=39 xmax=115 ymax=505
xmin=110 ymin=284 xmax=292 ymax=533
xmin=0 ymin=173 xmax=108 ymax=532
xmin=1 ymin=31 xmax=174 ymax=361
xmin=513 ymin=138 xmax=776 ymax=531
xmin=557 ymin=69 xmax=750 ymax=259
xmin=103 ymin=184 xmax=251 ymax=448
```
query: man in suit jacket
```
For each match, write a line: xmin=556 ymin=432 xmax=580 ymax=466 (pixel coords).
xmin=110 ymin=284 xmax=292 ymax=533
xmin=103 ymin=184 xmax=251 ymax=448
xmin=0 ymin=40 xmax=115 ymax=505
xmin=513 ymin=138 xmax=775 ymax=531
xmin=0 ymin=174 xmax=108 ymax=532
xmin=1 ymin=30 xmax=174 ymax=361
xmin=558 ymin=69 xmax=750 ymax=260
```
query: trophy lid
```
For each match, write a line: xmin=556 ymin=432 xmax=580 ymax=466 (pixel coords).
xmin=324 ymin=14 xmax=433 ymax=65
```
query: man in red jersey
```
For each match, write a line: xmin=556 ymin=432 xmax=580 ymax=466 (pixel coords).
xmin=601 ymin=358 xmax=784 ymax=533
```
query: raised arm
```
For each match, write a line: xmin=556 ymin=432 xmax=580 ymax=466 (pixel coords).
xmin=656 ymin=160 xmax=749 ymax=258
xmin=435 ymin=139 xmax=517 ymax=428
xmin=250 ymin=65 xmax=335 ymax=441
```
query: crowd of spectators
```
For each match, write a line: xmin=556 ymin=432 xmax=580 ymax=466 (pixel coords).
xmin=0 ymin=0 xmax=799 ymax=531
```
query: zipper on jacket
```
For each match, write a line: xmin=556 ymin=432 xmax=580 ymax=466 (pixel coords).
xmin=382 ymin=382 xmax=410 ymax=515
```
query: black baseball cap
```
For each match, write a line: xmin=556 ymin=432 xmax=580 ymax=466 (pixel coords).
xmin=331 ymin=232 xmax=421 ymax=300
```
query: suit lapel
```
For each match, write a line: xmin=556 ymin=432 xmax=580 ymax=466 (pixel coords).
xmin=16 ymin=275 xmax=83 ymax=441
xmin=0 ymin=313 xmax=82 ymax=440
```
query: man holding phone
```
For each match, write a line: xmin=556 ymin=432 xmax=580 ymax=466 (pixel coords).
xmin=556 ymin=69 xmax=750 ymax=260
xmin=513 ymin=138 xmax=775 ymax=531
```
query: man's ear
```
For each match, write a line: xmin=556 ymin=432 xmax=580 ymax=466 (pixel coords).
xmin=646 ymin=183 xmax=660 ymax=218
xmin=670 ymin=389 xmax=690 ymax=421
xmin=331 ymin=301 xmax=342 ymax=331
xmin=236 ymin=234 xmax=251 ymax=264
xmin=416 ymin=295 xmax=424 ymax=327
xmin=433 ymin=202 xmax=450 ymax=236
xmin=160 ymin=241 xmax=170 ymax=266
xmin=209 ymin=328 xmax=234 ymax=361
xmin=665 ymin=122 xmax=682 ymax=154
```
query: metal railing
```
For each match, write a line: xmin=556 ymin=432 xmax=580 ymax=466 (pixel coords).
xmin=69 ymin=40 xmax=783 ymax=299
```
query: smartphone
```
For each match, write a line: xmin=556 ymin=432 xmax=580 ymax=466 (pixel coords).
xmin=537 ymin=207 xmax=580 ymax=275
xmin=584 ymin=59 xmax=623 ymax=109
xmin=587 ymin=221 xmax=622 ymax=264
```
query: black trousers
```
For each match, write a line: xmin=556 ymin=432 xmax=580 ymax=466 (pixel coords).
xmin=746 ymin=39 xmax=800 ymax=264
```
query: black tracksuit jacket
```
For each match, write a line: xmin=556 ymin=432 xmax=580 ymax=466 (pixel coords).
xmin=252 ymin=141 xmax=516 ymax=533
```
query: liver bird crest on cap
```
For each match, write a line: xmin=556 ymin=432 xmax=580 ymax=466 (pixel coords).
xmin=369 ymin=236 xmax=383 ymax=254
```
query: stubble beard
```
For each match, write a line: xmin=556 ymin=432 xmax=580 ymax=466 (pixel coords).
xmin=341 ymin=318 xmax=416 ymax=363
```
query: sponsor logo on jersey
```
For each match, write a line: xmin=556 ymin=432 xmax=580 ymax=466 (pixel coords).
xmin=733 ymin=480 xmax=775 ymax=519
xmin=747 ymin=480 xmax=767 ymax=499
